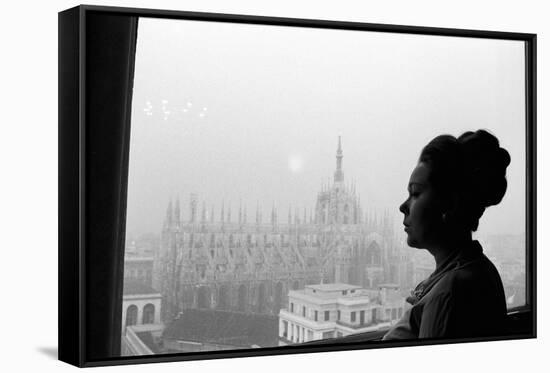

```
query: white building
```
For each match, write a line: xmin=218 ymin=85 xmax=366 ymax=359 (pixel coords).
xmin=121 ymin=280 xmax=164 ymax=356
xmin=122 ymin=281 xmax=162 ymax=328
xmin=278 ymin=283 xmax=406 ymax=345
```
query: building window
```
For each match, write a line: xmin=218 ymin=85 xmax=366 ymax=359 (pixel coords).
xmin=398 ymin=307 xmax=403 ymax=318
xmin=342 ymin=290 xmax=348 ymax=295
xmin=314 ymin=310 xmax=318 ymax=321
xmin=142 ymin=303 xmax=155 ymax=324
xmin=392 ymin=308 xmax=397 ymax=320
xmin=337 ymin=310 xmax=341 ymax=321
xmin=290 ymin=302 xmax=294 ymax=312
xmin=359 ymin=310 xmax=365 ymax=325
xmin=126 ymin=305 xmax=138 ymax=326
xmin=351 ymin=311 xmax=356 ymax=322
xmin=324 ymin=310 xmax=330 ymax=321
xmin=302 ymin=306 xmax=306 ymax=317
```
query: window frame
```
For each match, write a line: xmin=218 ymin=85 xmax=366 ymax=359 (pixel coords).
xmin=58 ymin=4 xmax=536 ymax=368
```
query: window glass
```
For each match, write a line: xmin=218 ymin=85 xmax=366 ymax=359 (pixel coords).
xmin=122 ymin=16 xmax=527 ymax=356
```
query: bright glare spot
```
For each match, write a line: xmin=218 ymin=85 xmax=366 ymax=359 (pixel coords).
xmin=288 ymin=155 xmax=304 ymax=173
xmin=203 ymin=107 xmax=208 ymax=111
xmin=187 ymin=102 xmax=192 ymax=107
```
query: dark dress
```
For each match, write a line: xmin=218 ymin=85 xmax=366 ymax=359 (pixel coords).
xmin=383 ymin=240 xmax=507 ymax=340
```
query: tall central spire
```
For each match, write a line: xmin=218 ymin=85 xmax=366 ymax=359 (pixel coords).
xmin=334 ymin=136 xmax=344 ymax=183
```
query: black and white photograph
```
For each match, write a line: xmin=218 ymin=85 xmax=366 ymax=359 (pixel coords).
xmin=119 ymin=14 xmax=532 ymax=356
xmin=0 ymin=1 xmax=538 ymax=372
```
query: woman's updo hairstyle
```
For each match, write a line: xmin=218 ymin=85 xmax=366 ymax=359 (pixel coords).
xmin=419 ymin=129 xmax=511 ymax=231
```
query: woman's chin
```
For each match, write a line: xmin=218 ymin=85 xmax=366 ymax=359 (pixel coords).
xmin=406 ymin=236 xmax=421 ymax=248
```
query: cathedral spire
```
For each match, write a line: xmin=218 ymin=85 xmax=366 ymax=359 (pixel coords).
xmin=271 ymin=203 xmax=277 ymax=226
xmin=238 ymin=200 xmax=243 ymax=225
xmin=189 ymin=193 xmax=197 ymax=223
xmin=165 ymin=198 xmax=173 ymax=227
xmin=174 ymin=196 xmax=181 ymax=226
xmin=334 ymin=136 xmax=344 ymax=183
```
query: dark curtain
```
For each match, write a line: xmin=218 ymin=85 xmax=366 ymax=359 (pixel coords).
xmin=85 ymin=12 xmax=138 ymax=360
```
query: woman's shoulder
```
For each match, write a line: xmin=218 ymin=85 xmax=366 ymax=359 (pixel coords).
xmin=436 ymin=252 xmax=503 ymax=296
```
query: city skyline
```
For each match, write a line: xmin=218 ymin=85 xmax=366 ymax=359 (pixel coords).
xmin=126 ymin=17 xmax=526 ymax=246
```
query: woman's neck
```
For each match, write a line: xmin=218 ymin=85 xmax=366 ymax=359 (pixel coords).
xmin=427 ymin=232 xmax=473 ymax=271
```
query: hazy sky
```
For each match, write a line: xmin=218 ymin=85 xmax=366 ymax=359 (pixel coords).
xmin=126 ymin=17 xmax=526 ymax=239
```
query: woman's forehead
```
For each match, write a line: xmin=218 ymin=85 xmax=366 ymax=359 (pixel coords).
xmin=409 ymin=162 xmax=431 ymax=185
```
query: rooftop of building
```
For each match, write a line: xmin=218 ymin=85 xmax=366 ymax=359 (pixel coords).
xmin=306 ymin=283 xmax=362 ymax=292
xmin=163 ymin=309 xmax=279 ymax=348
xmin=377 ymin=283 xmax=400 ymax=289
xmin=135 ymin=331 xmax=162 ymax=354
xmin=124 ymin=254 xmax=154 ymax=262
xmin=287 ymin=283 xmax=406 ymax=308
xmin=288 ymin=283 xmax=373 ymax=306
xmin=123 ymin=280 xmax=159 ymax=296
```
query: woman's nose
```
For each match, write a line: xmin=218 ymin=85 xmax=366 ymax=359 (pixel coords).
xmin=399 ymin=200 xmax=408 ymax=215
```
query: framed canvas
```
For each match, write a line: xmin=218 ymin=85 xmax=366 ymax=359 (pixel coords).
xmin=58 ymin=5 xmax=536 ymax=368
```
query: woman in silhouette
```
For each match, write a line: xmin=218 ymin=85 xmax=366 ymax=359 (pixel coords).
xmin=383 ymin=130 xmax=511 ymax=340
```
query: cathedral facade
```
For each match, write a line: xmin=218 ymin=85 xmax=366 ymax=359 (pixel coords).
xmin=154 ymin=137 xmax=405 ymax=322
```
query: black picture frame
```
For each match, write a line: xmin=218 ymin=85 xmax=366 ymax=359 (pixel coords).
xmin=59 ymin=5 xmax=537 ymax=368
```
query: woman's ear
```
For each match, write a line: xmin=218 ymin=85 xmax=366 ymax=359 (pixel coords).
xmin=442 ymin=192 xmax=460 ymax=224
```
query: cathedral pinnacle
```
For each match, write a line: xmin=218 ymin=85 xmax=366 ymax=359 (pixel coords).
xmin=334 ymin=136 xmax=344 ymax=183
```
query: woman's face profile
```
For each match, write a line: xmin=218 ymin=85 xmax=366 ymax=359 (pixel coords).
xmin=399 ymin=162 xmax=446 ymax=249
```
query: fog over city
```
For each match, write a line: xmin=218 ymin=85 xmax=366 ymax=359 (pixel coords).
xmin=126 ymin=17 xmax=526 ymax=240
